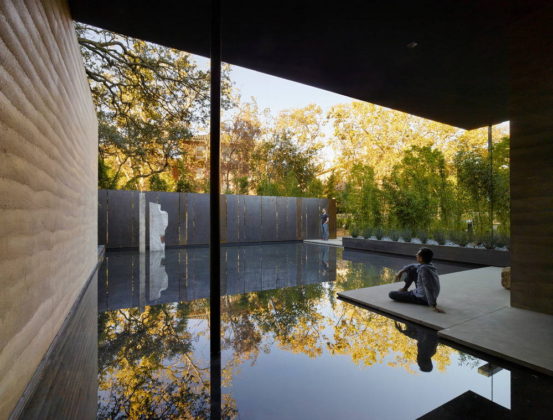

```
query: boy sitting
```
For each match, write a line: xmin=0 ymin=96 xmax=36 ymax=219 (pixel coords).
xmin=389 ymin=247 xmax=445 ymax=313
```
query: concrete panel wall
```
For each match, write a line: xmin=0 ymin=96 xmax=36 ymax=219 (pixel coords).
xmin=99 ymin=190 xmax=336 ymax=248
xmin=509 ymin=3 xmax=553 ymax=315
xmin=0 ymin=0 xmax=98 ymax=417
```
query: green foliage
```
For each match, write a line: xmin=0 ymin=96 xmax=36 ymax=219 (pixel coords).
xmin=306 ymin=178 xmax=324 ymax=198
xmin=174 ymin=159 xmax=195 ymax=192
xmin=416 ymin=230 xmax=428 ymax=244
xmin=236 ymin=177 xmax=249 ymax=195
xmin=374 ymin=227 xmax=384 ymax=240
xmin=449 ymin=230 xmax=468 ymax=247
xmin=149 ymin=174 xmax=169 ymax=191
xmin=341 ymin=164 xmax=381 ymax=229
xmin=382 ymin=146 xmax=455 ymax=231
xmin=78 ymin=22 xmax=232 ymax=189
xmin=389 ymin=230 xmax=400 ymax=241
xmin=253 ymin=132 xmax=320 ymax=197
xmin=401 ymin=229 xmax=413 ymax=242
xmin=98 ymin=157 xmax=119 ymax=189
xmin=337 ymin=213 xmax=350 ymax=231
xmin=494 ymin=233 xmax=509 ymax=249
xmin=175 ymin=177 xmax=195 ymax=193
xmin=83 ymin=23 xmax=510 ymax=245
xmin=361 ymin=226 xmax=374 ymax=239
xmin=324 ymin=171 xmax=338 ymax=199
xmin=432 ymin=230 xmax=446 ymax=245
xmin=475 ymin=231 xmax=500 ymax=249
xmin=453 ymin=136 xmax=510 ymax=237
xmin=350 ymin=226 xmax=360 ymax=238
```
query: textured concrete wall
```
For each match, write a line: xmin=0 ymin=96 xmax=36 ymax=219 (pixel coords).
xmin=509 ymin=3 xmax=553 ymax=315
xmin=0 ymin=0 xmax=98 ymax=417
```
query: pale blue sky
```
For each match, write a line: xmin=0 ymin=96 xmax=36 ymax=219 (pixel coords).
xmin=230 ymin=67 xmax=352 ymax=114
xmin=193 ymin=55 xmax=352 ymax=115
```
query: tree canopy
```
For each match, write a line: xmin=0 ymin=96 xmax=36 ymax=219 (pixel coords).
xmin=80 ymin=24 xmax=510 ymax=238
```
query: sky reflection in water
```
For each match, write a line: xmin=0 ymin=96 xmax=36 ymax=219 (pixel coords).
xmin=97 ymin=243 xmax=523 ymax=419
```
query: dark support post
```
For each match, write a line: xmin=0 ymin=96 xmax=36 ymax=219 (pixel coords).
xmin=488 ymin=125 xmax=493 ymax=244
xmin=210 ymin=0 xmax=222 ymax=418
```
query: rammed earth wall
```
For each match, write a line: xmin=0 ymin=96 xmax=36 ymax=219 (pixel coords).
xmin=0 ymin=0 xmax=98 ymax=417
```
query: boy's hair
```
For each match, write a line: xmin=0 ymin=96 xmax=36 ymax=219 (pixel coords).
xmin=417 ymin=247 xmax=434 ymax=263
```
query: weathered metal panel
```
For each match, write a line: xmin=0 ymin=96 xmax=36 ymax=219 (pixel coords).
xmin=177 ymin=193 xmax=187 ymax=245
xmin=243 ymin=195 xmax=262 ymax=242
xmin=302 ymin=198 xmax=322 ymax=240
xmin=186 ymin=193 xmax=210 ymax=245
xmin=225 ymin=194 xmax=240 ymax=243
xmin=284 ymin=197 xmax=298 ymax=241
xmin=107 ymin=189 xmax=139 ymax=248
xmin=327 ymin=198 xmax=337 ymax=239
xmin=296 ymin=198 xmax=303 ymax=239
xmin=275 ymin=197 xmax=288 ymax=241
xmin=261 ymin=196 xmax=278 ymax=241
xmin=98 ymin=190 xmax=108 ymax=246
xmin=101 ymin=191 xmax=336 ymax=247
xmin=300 ymin=198 xmax=308 ymax=239
xmin=220 ymin=195 xmax=228 ymax=243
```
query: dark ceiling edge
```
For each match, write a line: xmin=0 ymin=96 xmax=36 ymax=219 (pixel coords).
xmin=67 ymin=2 xmax=511 ymax=130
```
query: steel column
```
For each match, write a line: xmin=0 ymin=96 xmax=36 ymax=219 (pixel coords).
xmin=209 ymin=0 xmax=222 ymax=417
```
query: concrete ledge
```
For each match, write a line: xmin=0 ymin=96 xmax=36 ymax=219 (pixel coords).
xmin=304 ymin=238 xmax=343 ymax=247
xmin=338 ymin=267 xmax=507 ymax=330
xmin=439 ymin=307 xmax=553 ymax=376
xmin=343 ymin=237 xmax=510 ymax=266
xmin=338 ymin=266 xmax=553 ymax=376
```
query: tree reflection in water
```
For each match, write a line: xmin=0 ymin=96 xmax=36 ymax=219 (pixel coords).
xmin=98 ymin=256 xmax=470 ymax=418
xmin=98 ymin=270 xmax=466 ymax=418
xmin=98 ymin=303 xmax=237 ymax=419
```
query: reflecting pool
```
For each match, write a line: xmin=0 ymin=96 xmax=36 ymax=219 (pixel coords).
xmin=97 ymin=243 xmax=553 ymax=419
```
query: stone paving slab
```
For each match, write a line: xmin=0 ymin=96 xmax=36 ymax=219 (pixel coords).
xmin=337 ymin=267 xmax=508 ymax=330
xmin=303 ymin=238 xmax=343 ymax=247
xmin=439 ymin=306 xmax=553 ymax=376
xmin=338 ymin=265 xmax=553 ymax=376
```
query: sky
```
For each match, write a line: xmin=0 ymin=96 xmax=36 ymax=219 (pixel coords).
xmin=194 ymin=53 xmax=509 ymax=129
xmin=193 ymin=55 xmax=352 ymax=115
xmin=193 ymin=55 xmax=354 ymax=169
xmin=192 ymin=54 xmax=509 ymax=172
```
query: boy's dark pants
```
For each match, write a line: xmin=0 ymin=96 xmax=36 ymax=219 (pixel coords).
xmin=389 ymin=290 xmax=428 ymax=305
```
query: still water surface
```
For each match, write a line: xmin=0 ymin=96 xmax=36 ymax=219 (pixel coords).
xmin=97 ymin=243 xmax=549 ymax=419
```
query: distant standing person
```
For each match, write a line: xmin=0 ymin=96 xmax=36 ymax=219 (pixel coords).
xmin=389 ymin=247 xmax=445 ymax=313
xmin=320 ymin=208 xmax=329 ymax=240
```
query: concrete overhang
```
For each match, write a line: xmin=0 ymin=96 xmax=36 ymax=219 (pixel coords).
xmin=68 ymin=1 xmax=531 ymax=130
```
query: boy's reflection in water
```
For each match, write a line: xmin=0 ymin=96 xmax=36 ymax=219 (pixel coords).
xmin=394 ymin=321 xmax=438 ymax=372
